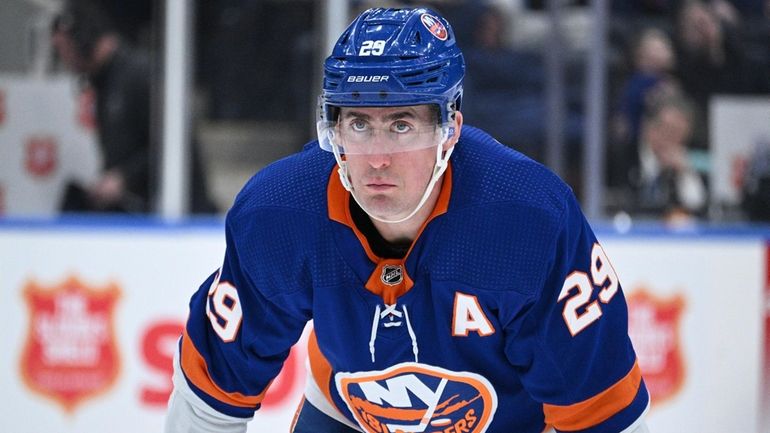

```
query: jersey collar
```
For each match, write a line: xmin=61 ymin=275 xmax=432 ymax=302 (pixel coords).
xmin=327 ymin=162 xmax=453 ymax=258
xmin=327 ymin=163 xmax=453 ymax=304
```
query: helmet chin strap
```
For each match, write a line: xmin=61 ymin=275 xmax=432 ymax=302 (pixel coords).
xmin=331 ymin=139 xmax=454 ymax=224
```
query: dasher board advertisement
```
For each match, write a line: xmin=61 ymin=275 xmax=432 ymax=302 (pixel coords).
xmin=0 ymin=221 xmax=768 ymax=432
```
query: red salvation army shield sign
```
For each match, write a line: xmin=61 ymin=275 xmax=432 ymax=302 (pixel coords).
xmin=336 ymin=362 xmax=498 ymax=433
xmin=20 ymin=275 xmax=121 ymax=412
xmin=25 ymin=135 xmax=58 ymax=177
xmin=627 ymin=289 xmax=686 ymax=406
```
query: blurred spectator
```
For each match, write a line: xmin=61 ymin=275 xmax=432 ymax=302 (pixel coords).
xmin=610 ymin=27 xmax=682 ymax=186
xmin=633 ymin=94 xmax=707 ymax=222
xmin=90 ymin=0 xmax=153 ymax=47
xmin=673 ymin=0 xmax=770 ymax=148
xmin=612 ymin=0 xmax=680 ymax=16
xmin=721 ymin=0 xmax=767 ymax=17
xmin=52 ymin=0 xmax=216 ymax=214
xmin=613 ymin=28 xmax=678 ymax=149
xmin=196 ymin=1 xmax=315 ymax=123
xmin=461 ymin=4 xmax=582 ymax=162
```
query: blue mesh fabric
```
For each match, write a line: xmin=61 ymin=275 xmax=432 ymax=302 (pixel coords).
xmin=233 ymin=141 xmax=335 ymax=214
xmin=182 ymin=126 xmax=646 ymax=430
xmin=226 ymin=128 xmax=575 ymax=298
xmin=449 ymin=126 xmax=569 ymax=210
xmin=225 ymin=142 xmax=355 ymax=298
xmin=426 ymin=126 xmax=572 ymax=295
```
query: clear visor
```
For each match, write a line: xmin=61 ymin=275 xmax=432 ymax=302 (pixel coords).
xmin=317 ymin=120 xmax=451 ymax=155
xmin=317 ymin=95 xmax=453 ymax=155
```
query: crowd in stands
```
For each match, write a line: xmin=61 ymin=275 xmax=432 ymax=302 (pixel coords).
xmin=18 ymin=0 xmax=770 ymax=223
xmin=608 ymin=0 xmax=770 ymax=222
xmin=50 ymin=0 xmax=216 ymax=214
xmin=448 ymin=0 xmax=770 ymax=224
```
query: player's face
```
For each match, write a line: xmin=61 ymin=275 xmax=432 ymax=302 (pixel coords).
xmin=340 ymin=105 xmax=450 ymax=221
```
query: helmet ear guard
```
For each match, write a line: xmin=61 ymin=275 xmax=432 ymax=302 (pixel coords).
xmin=445 ymin=99 xmax=460 ymax=138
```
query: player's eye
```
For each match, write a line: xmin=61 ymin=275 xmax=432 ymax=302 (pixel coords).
xmin=391 ymin=122 xmax=412 ymax=134
xmin=350 ymin=120 xmax=368 ymax=132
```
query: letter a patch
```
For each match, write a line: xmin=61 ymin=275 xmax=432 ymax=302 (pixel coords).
xmin=452 ymin=292 xmax=495 ymax=337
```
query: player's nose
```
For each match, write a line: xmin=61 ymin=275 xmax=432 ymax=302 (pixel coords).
xmin=365 ymin=152 xmax=392 ymax=169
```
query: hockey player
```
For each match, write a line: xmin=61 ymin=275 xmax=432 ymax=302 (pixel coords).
xmin=165 ymin=7 xmax=650 ymax=433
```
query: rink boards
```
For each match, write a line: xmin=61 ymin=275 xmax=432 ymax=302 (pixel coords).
xmin=0 ymin=218 xmax=768 ymax=433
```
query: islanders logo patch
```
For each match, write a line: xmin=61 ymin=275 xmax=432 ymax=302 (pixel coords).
xmin=420 ymin=14 xmax=448 ymax=41
xmin=336 ymin=362 xmax=497 ymax=433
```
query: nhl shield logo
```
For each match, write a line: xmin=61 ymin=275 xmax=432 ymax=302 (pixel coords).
xmin=20 ymin=275 xmax=121 ymax=412
xmin=627 ymin=289 xmax=686 ymax=406
xmin=381 ymin=265 xmax=403 ymax=286
xmin=336 ymin=362 xmax=498 ymax=433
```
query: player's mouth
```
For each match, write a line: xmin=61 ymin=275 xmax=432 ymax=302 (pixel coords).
xmin=365 ymin=183 xmax=396 ymax=192
xmin=364 ymin=177 xmax=397 ymax=191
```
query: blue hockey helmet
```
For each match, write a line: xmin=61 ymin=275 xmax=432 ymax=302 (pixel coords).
xmin=317 ymin=7 xmax=465 ymax=154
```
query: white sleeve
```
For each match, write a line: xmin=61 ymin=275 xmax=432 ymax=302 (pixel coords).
xmin=623 ymin=420 xmax=650 ymax=433
xmin=543 ymin=421 xmax=650 ymax=433
xmin=164 ymin=344 xmax=253 ymax=433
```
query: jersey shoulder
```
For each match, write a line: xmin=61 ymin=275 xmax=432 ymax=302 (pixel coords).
xmin=223 ymin=142 xmax=337 ymax=298
xmin=229 ymin=141 xmax=336 ymax=220
xmin=430 ymin=126 xmax=580 ymax=294
xmin=450 ymin=125 xmax=572 ymax=219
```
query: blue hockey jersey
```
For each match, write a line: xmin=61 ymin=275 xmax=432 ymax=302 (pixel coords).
xmin=179 ymin=126 xmax=649 ymax=433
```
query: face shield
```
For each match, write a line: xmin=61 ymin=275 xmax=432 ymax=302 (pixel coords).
xmin=317 ymin=95 xmax=455 ymax=155
xmin=317 ymin=95 xmax=458 ymax=224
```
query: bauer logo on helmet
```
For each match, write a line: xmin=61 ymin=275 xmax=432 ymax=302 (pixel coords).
xmin=346 ymin=75 xmax=390 ymax=83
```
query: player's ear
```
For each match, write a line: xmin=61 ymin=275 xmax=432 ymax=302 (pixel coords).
xmin=444 ymin=111 xmax=463 ymax=151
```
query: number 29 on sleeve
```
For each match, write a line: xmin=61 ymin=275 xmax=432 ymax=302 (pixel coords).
xmin=557 ymin=243 xmax=619 ymax=336
xmin=205 ymin=271 xmax=243 ymax=342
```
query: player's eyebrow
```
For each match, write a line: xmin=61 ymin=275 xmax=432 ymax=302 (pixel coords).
xmin=342 ymin=110 xmax=419 ymax=122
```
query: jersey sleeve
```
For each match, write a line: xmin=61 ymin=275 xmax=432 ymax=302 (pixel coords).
xmin=178 ymin=207 xmax=312 ymax=418
xmin=504 ymin=191 xmax=649 ymax=433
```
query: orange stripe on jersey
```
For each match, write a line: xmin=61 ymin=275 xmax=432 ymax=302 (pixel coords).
xmin=180 ymin=329 xmax=268 ymax=408
xmin=307 ymin=329 xmax=335 ymax=407
xmin=543 ymin=361 xmax=643 ymax=431
xmin=327 ymin=167 xmax=379 ymax=262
